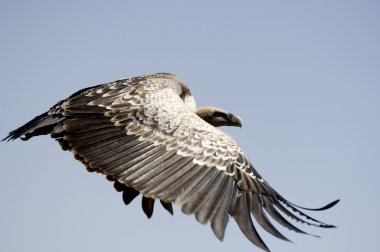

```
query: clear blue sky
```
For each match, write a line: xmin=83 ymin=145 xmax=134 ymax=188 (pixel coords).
xmin=0 ymin=1 xmax=379 ymax=251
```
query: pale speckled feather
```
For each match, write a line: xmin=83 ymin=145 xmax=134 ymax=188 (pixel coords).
xmin=3 ymin=73 xmax=338 ymax=252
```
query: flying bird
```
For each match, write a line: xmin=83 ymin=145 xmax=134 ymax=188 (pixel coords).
xmin=3 ymin=73 xmax=338 ymax=251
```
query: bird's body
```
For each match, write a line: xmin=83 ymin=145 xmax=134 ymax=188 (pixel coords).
xmin=3 ymin=73 xmax=338 ymax=251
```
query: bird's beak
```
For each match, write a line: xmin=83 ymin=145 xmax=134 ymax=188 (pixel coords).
xmin=231 ymin=115 xmax=243 ymax=128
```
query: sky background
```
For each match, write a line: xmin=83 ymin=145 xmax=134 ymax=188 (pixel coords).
xmin=0 ymin=1 xmax=379 ymax=251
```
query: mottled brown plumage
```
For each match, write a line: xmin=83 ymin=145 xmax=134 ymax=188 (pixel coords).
xmin=3 ymin=73 xmax=338 ymax=252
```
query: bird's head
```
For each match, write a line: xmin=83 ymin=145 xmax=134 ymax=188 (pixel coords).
xmin=196 ymin=106 xmax=243 ymax=128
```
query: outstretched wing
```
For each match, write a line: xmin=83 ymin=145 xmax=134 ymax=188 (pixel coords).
xmin=6 ymin=73 xmax=338 ymax=252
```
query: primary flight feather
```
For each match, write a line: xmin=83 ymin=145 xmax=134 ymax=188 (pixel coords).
xmin=3 ymin=73 xmax=338 ymax=251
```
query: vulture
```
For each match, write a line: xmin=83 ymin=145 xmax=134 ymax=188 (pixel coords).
xmin=3 ymin=73 xmax=338 ymax=251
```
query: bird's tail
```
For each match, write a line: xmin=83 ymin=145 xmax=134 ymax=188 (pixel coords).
xmin=2 ymin=111 xmax=64 ymax=142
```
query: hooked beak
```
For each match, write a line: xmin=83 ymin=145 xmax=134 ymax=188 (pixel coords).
xmin=230 ymin=114 xmax=243 ymax=128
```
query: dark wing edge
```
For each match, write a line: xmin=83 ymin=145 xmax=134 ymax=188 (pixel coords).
xmin=1 ymin=82 xmax=106 ymax=142
xmin=1 ymin=109 xmax=64 ymax=141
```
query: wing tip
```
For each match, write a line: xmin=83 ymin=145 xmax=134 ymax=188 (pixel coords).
xmin=2 ymin=130 xmax=22 ymax=142
xmin=284 ymin=198 xmax=340 ymax=212
xmin=160 ymin=200 xmax=174 ymax=215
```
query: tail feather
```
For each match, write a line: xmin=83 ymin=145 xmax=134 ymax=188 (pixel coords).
xmin=2 ymin=112 xmax=64 ymax=141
